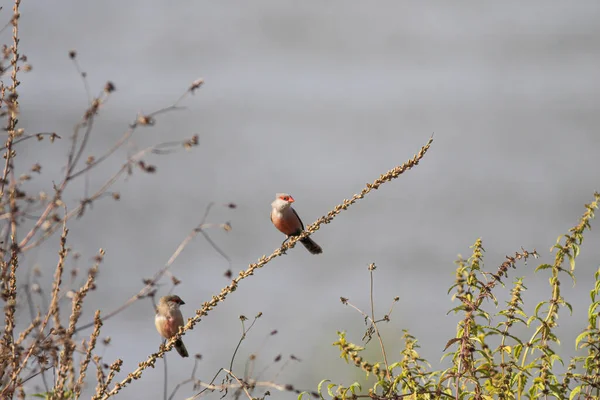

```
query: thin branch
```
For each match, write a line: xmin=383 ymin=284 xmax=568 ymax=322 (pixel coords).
xmin=0 ymin=132 xmax=60 ymax=150
xmin=168 ymin=357 xmax=202 ymax=400
xmin=17 ymin=83 xmax=200 ymax=251
xmin=163 ymin=343 xmax=168 ymax=400
xmin=20 ymin=135 xmax=200 ymax=252
xmin=99 ymin=136 xmax=435 ymax=400
xmin=223 ymin=369 xmax=253 ymax=400
xmin=74 ymin=202 xmax=230 ymax=332
xmin=0 ymin=210 xmax=68 ymax=397
xmin=368 ymin=264 xmax=392 ymax=383
xmin=229 ymin=315 xmax=261 ymax=373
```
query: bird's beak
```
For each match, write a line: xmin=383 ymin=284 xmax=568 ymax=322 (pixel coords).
xmin=288 ymin=196 xmax=295 ymax=203
xmin=180 ymin=300 xmax=186 ymax=305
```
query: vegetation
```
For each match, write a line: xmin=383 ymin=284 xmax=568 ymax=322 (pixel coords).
xmin=1 ymin=2 xmax=598 ymax=399
xmin=319 ymin=197 xmax=600 ymax=399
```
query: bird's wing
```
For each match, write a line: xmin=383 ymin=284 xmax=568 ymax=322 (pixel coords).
xmin=291 ymin=207 xmax=305 ymax=230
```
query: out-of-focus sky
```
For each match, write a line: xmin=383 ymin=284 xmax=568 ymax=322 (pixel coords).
xmin=5 ymin=1 xmax=600 ymax=399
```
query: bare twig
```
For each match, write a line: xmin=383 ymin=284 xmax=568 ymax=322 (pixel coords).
xmin=163 ymin=345 xmax=168 ymax=400
xmin=229 ymin=314 xmax=261 ymax=373
xmin=99 ymin=136 xmax=434 ymax=399
xmin=74 ymin=202 xmax=230 ymax=332
xmin=17 ymin=82 xmax=201 ymax=251
xmin=0 ymin=132 xmax=60 ymax=150
xmin=367 ymin=264 xmax=392 ymax=383
xmin=223 ymin=369 xmax=253 ymax=400
xmin=73 ymin=310 xmax=103 ymax=399
xmin=1 ymin=213 xmax=68 ymax=397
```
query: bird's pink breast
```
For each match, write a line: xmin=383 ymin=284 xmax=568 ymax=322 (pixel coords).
xmin=163 ymin=318 xmax=179 ymax=337
xmin=272 ymin=209 xmax=302 ymax=235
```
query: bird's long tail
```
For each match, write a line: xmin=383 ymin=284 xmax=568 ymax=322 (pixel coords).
xmin=300 ymin=237 xmax=323 ymax=254
xmin=175 ymin=339 xmax=189 ymax=358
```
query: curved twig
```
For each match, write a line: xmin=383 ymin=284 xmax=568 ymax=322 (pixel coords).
xmin=99 ymin=136 xmax=435 ymax=400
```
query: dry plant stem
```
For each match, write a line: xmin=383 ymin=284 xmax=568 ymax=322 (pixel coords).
xmin=93 ymin=356 xmax=107 ymax=397
xmin=163 ymin=349 xmax=168 ymax=400
xmin=229 ymin=316 xmax=260 ymax=372
xmin=0 ymin=0 xmax=20 ymax=198
xmin=189 ymin=319 xmax=261 ymax=400
xmin=1 ymin=4 xmax=21 ymax=386
xmin=73 ymin=310 xmax=103 ymax=399
xmin=0 ymin=132 xmax=58 ymax=150
xmin=241 ymin=356 xmax=256 ymax=400
xmin=56 ymin=252 xmax=102 ymax=394
xmin=1 ymin=217 xmax=68 ymax=397
xmin=18 ymin=365 xmax=53 ymax=387
xmin=14 ymin=313 xmax=39 ymax=346
xmin=66 ymin=59 xmax=105 ymax=179
xmin=168 ymin=357 xmax=201 ymax=400
xmin=74 ymin=203 xmax=225 ymax=332
xmin=20 ymin=134 xmax=200 ymax=253
xmin=368 ymin=266 xmax=392 ymax=384
xmin=17 ymin=87 xmax=193 ymax=251
xmin=67 ymin=99 xmax=188 ymax=182
xmin=16 ymin=78 xmax=114 ymax=251
xmin=185 ymin=377 xmax=296 ymax=400
xmin=71 ymin=56 xmax=92 ymax=104
xmin=223 ymin=369 xmax=253 ymax=400
xmin=68 ymin=103 xmax=99 ymax=178
xmin=2 ymin=238 xmax=19 ymax=391
xmin=357 ymin=393 xmax=454 ymax=400
xmin=99 ymin=136 xmax=434 ymax=400
xmin=187 ymin=366 xmax=225 ymax=400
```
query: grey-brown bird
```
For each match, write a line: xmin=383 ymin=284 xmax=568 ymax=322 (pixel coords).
xmin=155 ymin=295 xmax=189 ymax=357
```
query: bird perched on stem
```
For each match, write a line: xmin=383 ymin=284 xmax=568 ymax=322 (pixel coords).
xmin=155 ymin=295 xmax=189 ymax=357
xmin=270 ymin=193 xmax=322 ymax=254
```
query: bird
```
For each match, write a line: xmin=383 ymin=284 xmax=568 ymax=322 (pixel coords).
xmin=270 ymin=193 xmax=322 ymax=254
xmin=155 ymin=295 xmax=189 ymax=358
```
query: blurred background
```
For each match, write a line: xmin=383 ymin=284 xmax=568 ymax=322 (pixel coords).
xmin=5 ymin=1 xmax=600 ymax=398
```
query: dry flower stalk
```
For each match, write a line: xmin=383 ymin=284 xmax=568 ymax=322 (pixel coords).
xmin=98 ymin=136 xmax=434 ymax=399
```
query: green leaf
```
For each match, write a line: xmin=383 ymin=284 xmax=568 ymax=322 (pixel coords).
xmin=446 ymin=305 xmax=468 ymax=315
xmin=564 ymin=301 xmax=573 ymax=315
xmin=348 ymin=382 xmax=361 ymax=395
xmin=568 ymin=253 xmax=575 ymax=271
xmin=388 ymin=361 xmax=401 ymax=370
xmin=575 ymin=331 xmax=589 ymax=349
xmin=317 ymin=380 xmax=330 ymax=400
xmin=535 ymin=264 xmax=553 ymax=272
xmin=589 ymin=301 xmax=599 ymax=318
xmin=297 ymin=391 xmax=311 ymax=400
xmin=373 ymin=380 xmax=386 ymax=393
xmin=569 ymin=385 xmax=582 ymax=400
xmin=534 ymin=301 xmax=547 ymax=317
xmin=443 ymin=337 xmax=461 ymax=351
xmin=514 ymin=309 xmax=528 ymax=319
xmin=549 ymin=353 xmax=564 ymax=367
xmin=592 ymin=280 xmax=600 ymax=302
xmin=327 ymin=383 xmax=337 ymax=398
xmin=513 ymin=344 xmax=523 ymax=358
